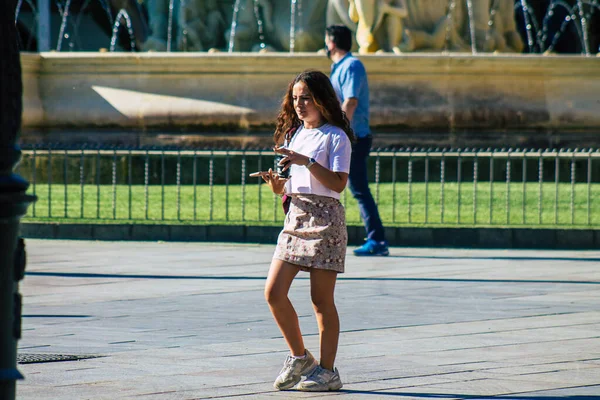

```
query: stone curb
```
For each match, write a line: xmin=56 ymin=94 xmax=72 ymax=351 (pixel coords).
xmin=20 ymin=223 xmax=600 ymax=249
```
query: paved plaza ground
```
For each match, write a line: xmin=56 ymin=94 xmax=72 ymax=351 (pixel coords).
xmin=15 ymin=239 xmax=600 ymax=399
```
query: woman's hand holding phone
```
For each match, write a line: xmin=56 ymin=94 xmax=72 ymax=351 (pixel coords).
xmin=249 ymin=169 xmax=289 ymax=195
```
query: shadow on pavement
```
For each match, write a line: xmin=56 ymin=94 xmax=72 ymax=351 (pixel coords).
xmin=338 ymin=390 xmax=599 ymax=399
xmin=386 ymin=255 xmax=600 ymax=262
xmin=25 ymin=271 xmax=600 ymax=285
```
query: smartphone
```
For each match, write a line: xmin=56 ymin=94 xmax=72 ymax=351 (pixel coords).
xmin=275 ymin=155 xmax=290 ymax=179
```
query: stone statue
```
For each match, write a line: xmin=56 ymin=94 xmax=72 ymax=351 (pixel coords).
xmin=338 ymin=0 xmax=523 ymax=53
xmin=140 ymin=0 xmax=523 ymax=53
xmin=224 ymin=0 xmax=273 ymax=52
xmin=141 ymin=0 xmax=172 ymax=51
xmin=326 ymin=0 xmax=358 ymax=51
xmin=226 ymin=0 xmax=328 ymax=52
xmin=142 ymin=0 xmax=228 ymax=51
xmin=486 ymin=0 xmax=524 ymax=53
xmin=179 ymin=0 xmax=225 ymax=51
xmin=349 ymin=0 xmax=408 ymax=54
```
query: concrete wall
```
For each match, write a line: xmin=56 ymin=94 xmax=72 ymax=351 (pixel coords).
xmin=21 ymin=54 xmax=43 ymax=127
xmin=20 ymin=52 xmax=600 ymax=146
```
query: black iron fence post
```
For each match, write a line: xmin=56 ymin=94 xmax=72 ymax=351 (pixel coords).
xmin=0 ymin=3 xmax=37 ymax=399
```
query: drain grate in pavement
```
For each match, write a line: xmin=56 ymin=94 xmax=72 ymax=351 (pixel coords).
xmin=17 ymin=353 xmax=101 ymax=364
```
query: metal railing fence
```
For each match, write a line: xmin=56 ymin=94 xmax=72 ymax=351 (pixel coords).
xmin=17 ymin=145 xmax=600 ymax=227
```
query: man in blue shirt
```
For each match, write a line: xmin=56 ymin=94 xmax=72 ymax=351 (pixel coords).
xmin=325 ymin=25 xmax=389 ymax=256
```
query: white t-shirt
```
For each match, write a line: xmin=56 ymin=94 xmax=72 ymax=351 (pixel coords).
xmin=284 ymin=123 xmax=352 ymax=200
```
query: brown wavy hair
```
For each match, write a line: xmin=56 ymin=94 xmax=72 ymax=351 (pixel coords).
xmin=274 ymin=69 xmax=356 ymax=146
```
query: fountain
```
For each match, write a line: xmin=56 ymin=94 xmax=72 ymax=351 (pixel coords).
xmin=228 ymin=0 xmax=242 ymax=52
xmin=466 ymin=0 xmax=478 ymax=53
xmin=516 ymin=0 xmax=599 ymax=54
xmin=14 ymin=1 xmax=599 ymax=53
xmin=109 ymin=9 xmax=136 ymax=52
xmin=14 ymin=1 xmax=600 ymax=149
xmin=16 ymin=0 xmax=146 ymax=51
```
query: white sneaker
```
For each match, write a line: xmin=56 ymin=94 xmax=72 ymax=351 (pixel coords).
xmin=296 ymin=365 xmax=343 ymax=391
xmin=273 ymin=350 xmax=318 ymax=390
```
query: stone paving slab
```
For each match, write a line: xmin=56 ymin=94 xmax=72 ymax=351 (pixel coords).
xmin=15 ymin=239 xmax=600 ymax=399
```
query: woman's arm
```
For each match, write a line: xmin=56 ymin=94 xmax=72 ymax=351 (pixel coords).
xmin=275 ymin=147 xmax=348 ymax=193
xmin=305 ymin=161 xmax=349 ymax=193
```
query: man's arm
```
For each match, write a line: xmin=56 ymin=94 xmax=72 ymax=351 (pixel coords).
xmin=342 ymin=97 xmax=358 ymax=122
xmin=341 ymin=60 xmax=366 ymax=122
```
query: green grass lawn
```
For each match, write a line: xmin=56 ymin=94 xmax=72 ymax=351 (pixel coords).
xmin=22 ymin=182 xmax=600 ymax=228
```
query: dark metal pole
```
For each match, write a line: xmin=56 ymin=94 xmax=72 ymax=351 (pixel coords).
xmin=0 ymin=2 xmax=37 ymax=399
xmin=37 ymin=0 xmax=51 ymax=52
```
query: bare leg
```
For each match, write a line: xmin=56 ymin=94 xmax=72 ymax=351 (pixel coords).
xmin=264 ymin=259 xmax=304 ymax=356
xmin=310 ymin=268 xmax=339 ymax=370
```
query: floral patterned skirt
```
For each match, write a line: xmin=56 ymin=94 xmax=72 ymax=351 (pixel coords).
xmin=273 ymin=194 xmax=347 ymax=273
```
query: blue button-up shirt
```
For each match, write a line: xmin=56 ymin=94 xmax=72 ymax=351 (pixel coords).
xmin=330 ymin=53 xmax=370 ymax=137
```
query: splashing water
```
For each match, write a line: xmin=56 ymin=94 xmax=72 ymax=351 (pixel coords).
xmin=443 ymin=0 xmax=457 ymax=53
xmin=290 ymin=0 xmax=297 ymax=52
xmin=180 ymin=0 xmax=188 ymax=51
xmin=74 ymin=0 xmax=114 ymax=47
xmin=110 ymin=9 xmax=136 ymax=52
xmin=56 ymin=0 xmax=72 ymax=51
xmin=26 ymin=0 xmax=114 ymax=51
xmin=167 ymin=0 xmax=175 ymax=52
xmin=517 ymin=0 xmax=599 ymax=54
xmin=297 ymin=0 xmax=303 ymax=36
xmin=15 ymin=0 xmax=24 ymax=22
xmin=228 ymin=0 xmax=242 ymax=52
xmin=485 ymin=0 xmax=500 ymax=48
xmin=576 ymin=0 xmax=591 ymax=55
xmin=15 ymin=0 xmax=41 ymax=51
xmin=96 ymin=0 xmax=114 ymax=26
xmin=519 ymin=0 xmax=539 ymax=52
xmin=465 ymin=0 xmax=477 ymax=54
xmin=12 ymin=0 xmax=600 ymax=54
xmin=253 ymin=0 xmax=266 ymax=50
xmin=289 ymin=0 xmax=304 ymax=52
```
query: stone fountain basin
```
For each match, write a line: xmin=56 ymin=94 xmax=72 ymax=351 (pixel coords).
xmin=20 ymin=52 xmax=600 ymax=147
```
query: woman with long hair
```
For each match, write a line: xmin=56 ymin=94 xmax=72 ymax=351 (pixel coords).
xmin=252 ymin=69 xmax=355 ymax=391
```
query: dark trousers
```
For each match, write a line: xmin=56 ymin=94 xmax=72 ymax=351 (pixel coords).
xmin=348 ymin=136 xmax=386 ymax=242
